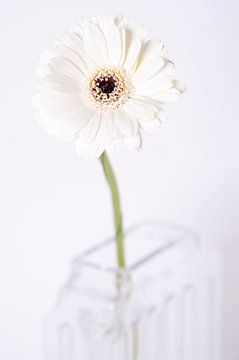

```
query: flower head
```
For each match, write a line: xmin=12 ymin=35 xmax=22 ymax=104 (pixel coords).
xmin=34 ymin=16 xmax=185 ymax=158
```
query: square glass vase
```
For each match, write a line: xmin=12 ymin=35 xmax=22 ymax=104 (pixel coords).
xmin=44 ymin=220 xmax=221 ymax=360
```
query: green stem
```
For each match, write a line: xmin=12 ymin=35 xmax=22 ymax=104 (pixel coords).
xmin=99 ymin=152 xmax=125 ymax=268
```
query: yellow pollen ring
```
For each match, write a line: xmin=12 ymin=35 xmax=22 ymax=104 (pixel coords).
xmin=87 ymin=66 xmax=134 ymax=111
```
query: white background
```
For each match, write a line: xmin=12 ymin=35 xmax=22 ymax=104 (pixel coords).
xmin=0 ymin=0 xmax=238 ymax=359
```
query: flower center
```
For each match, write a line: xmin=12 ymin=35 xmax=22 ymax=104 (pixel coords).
xmin=87 ymin=67 xmax=134 ymax=111
xmin=97 ymin=77 xmax=116 ymax=95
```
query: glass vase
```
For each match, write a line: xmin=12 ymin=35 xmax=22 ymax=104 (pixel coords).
xmin=44 ymin=220 xmax=222 ymax=360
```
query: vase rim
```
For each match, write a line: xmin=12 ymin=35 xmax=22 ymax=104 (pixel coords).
xmin=71 ymin=219 xmax=199 ymax=275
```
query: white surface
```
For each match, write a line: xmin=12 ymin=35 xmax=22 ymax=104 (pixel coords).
xmin=0 ymin=0 xmax=238 ymax=359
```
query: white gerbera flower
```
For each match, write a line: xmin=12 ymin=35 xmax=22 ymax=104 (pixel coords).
xmin=34 ymin=16 xmax=185 ymax=159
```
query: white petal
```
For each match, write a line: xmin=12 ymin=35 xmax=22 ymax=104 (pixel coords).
xmin=135 ymin=61 xmax=177 ymax=96
xmin=156 ymin=109 xmax=167 ymax=123
xmin=140 ymin=119 xmax=161 ymax=132
xmin=53 ymin=34 xmax=91 ymax=75
xmin=115 ymin=110 xmax=139 ymax=136
xmin=115 ymin=21 xmax=127 ymax=66
xmin=37 ymin=95 xmax=93 ymax=141
xmin=133 ymin=58 xmax=165 ymax=85
xmin=124 ymin=134 xmax=142 ymax=151
xmin=107 ymin=138 xmax=123 ymax=153
xmin=35 ymin=50 xmax=57 ymax=77
xmin=104 ymin=111 xmax=122 ymax=138
xmin=104 ymin=110 xmax=139 ymax=138
xmin=48 ymin=57 xmax=85 ymax=82
xmin=149 ymin=88 xmax=182 ymax=102
xmin=136 ymin=39 xmax=167 ymax=66
xmin=37 ymin=91 xmax=82 ymax=115
xmin=116 ymin=16 xmax=146 ymax=72
xmin=173 ymin=80 xmax=187 ymax=93
xmin=73 ymin=20 xmax=109 ymax=66
xmin=140 ymin=97 xmax=164 ymax=110
xmin=124 ymin=98 xmax=156 ymax=122
xmin=133 ymin=39 xmax=167 ymax=83
xmin=75 ymin=141 xmax=104 ymax=159
xmin=157 ymin=60 xmax=175 ymax=76
xmin=95 ymin=117 xmax=112 ymax=146
xmin=136 ymin=77 xmax=173 ymax=96
xmin=92 ymin=17 xmax=122 ymax=66
xmin=77 ymin=111 xmax=101 ymax=144
xmin=38 ymin=73 xmax=81 ymax=95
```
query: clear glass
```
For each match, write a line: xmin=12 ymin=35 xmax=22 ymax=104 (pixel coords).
xmin=44 ymin=220 xmax=221 ymax=360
